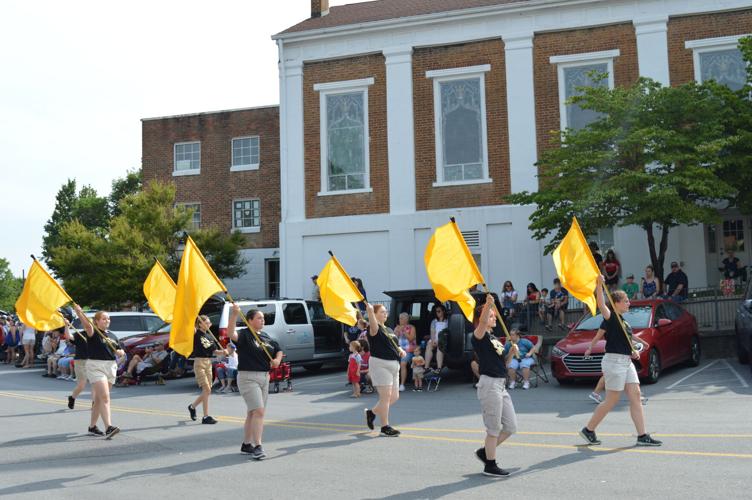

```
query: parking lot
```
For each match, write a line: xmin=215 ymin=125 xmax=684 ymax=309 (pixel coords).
xmin=1 ymin=358 xmax=750 ymax=499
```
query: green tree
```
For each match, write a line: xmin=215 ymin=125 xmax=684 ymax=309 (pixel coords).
xmin=49 ymin=181 xmax=247 ymax=308
xmin=109 ymin=168 xmax=142 ymax=217
xmin=75 ymin=185 xmax=110 ymax=234
xmin=0 ymin=258 xmax=23 ymax=312
xmin=508 ymin=76 xmax=735 ymax=283
xmin=42 ymin=179 xmax=77 ymax=264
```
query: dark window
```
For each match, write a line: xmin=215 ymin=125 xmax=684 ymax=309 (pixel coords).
xmin=283 ymin=303 xmax=308 ymax=325
xmin=109 ymin=315 xmax=146 ymax=332
xmin=307 ymin=302 xmax=327 ymax=321
xmin=143 ymin=316 xmax=164 ymax=332
xmin=664 ymin=303 xmax=683 ymax=321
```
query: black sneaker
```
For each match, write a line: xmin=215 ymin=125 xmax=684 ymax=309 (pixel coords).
xmin=105 ymin=426 xmax=120 ymax=440
xmin=636 ymin=434 xmax=662 ymax=446
xmin=68 ymin=396 xmax=75 ymax=410
xmin=250 ymin=445 xmax=267 ymax=460
xmin=380 ymin=425 xmax=400 ymax=437
xmin=475 ymin=447 xmax=487 ymax=464
xmin=188 ymin=404 xmax=197 ymax=421
xmin=88 ymin=425 xmax=104 ymax=436
xmin=240 ymin=442 xmax=254 ymax=454
xmin=482 ymin=462 xmax=510 ymax=477
xmin=202 ymin=416 xmax=218 ymax=425
xmin=365 ymin=409 xmax=376 ymax=430
xmin=579 ymin=427 xmax=601 ymax=445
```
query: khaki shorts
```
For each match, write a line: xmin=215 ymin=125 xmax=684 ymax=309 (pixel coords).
xmin=73 ymin=359 xmax=88 ymax=382
xmin=369 ymin=356 xmax=400 ymax=387
xmin=476 ymin=375 xmax=517 ymax=437
xmin=193 ymin=358 xmax=213 ymax=388
xmin=86 ymin=359 xmax=116 ymax=385
xmin=602 ymin=353 xmax=639 ymax=391
xmin=237 ymin=371 xmax=269 ymax=412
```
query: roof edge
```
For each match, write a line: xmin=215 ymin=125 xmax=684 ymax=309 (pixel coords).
xmin=141 ymin=104 xmax=279 ymax=122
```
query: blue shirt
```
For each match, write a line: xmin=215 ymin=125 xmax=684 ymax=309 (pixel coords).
xmin=503 ymin=338 xmax=534 ymax=359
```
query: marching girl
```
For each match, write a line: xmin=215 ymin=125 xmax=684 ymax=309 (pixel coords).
xmin=473 ymin=294 xmax=518 ymax=477
xmin=227 ymin=304 xmax=283 ymax=461
xmin=363 ymin=302 xmax=405 ymax=437
xmin=73 ymin=305 xmax=123 ymax=439
xmin=187 ymin=315 xmax=226 ymax=425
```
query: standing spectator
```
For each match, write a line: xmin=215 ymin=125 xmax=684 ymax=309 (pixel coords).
xmin=351 ymin=277 xmax=367 ymax=316
xmin=589 ymin=241 xmax=604 ymax=272
xmin=20 ymin=322 xmax=36 ymax=368
xmin=720 ymin=250 xmax=747 ymax=285
xmin=538 ymin=288 xmax=550 ymax=326
xmin=547 ymin=279 xmax=569 ymax=331
xmin=664 ymin=261 xmax=689 ymax=302
xmin=411 ymin=346 xmax=426 ymax=391
xmin=310 ymin=275 xmax=320 ymax=301
xmin=395 ymin=312 xmax=416 ymax=392
xmin=621 ymin=274 xmax=639 ymax=300
xmin=640 ymin=265 xmax=659 ymax=299
xmin=500 ymin=281 xmax=518 ymax=322
xmin=347 ymin=341 xmax=362 ymax=398
xmin=3 ymin=319 xmax=20 ymax=364
xmin=425 ymin=304 xmax=448 ymax=373
xmin=359 ymin=339 xmax=372 ymax=393
xmin=603 ymin=250 xmax=621 ymax=291
xmin=522 ymin=283 xmax=540 ymax=326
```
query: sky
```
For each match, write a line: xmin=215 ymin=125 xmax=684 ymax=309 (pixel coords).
xmin=0 ymin=0 xmax=368 ymax=277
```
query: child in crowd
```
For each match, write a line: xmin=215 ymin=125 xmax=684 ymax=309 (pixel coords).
xmin=359 ymin=339 xmax=372 ymax=394
xmin=357 ymin=318 xmax=369 ymax=341
xmin=217 ymin=343 xmax=238 ymax=393
xmin=538 ymin=288 xmax=550 ymax=325
xmin=411 ymin=346 xmax=426 ymax=391
xmin=347 ymin=340 xmax=362 ymax=398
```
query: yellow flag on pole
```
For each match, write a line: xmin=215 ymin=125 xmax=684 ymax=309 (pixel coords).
xmin=317 ymin=254 xmax=364 ymax=326
xmin=143 ymin=260 xmax=177 ymax=323
xmin=424 ymin=221 xmax=483 ymax=321
xmin=170 ymin=237 xmax=227 ymax=357
xmin=15 ymin=260 xmax=72 ymax=331
xmin=552 ymin=217 xmax=600 ymax=316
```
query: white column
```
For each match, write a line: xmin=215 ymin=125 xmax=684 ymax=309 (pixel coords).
xmin=383 ymin=46 xmax=416 ymax=214
xmin=281 ymin=59 xmax=305 ymax=223
xmin=634 ymin=16 xmax=670 ymax=85
xmin=503 ymin=33 xmax=538 ymax=193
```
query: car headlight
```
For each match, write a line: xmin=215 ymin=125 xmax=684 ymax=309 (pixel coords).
xmin=551 ymin=346 xmax=567 ymax=357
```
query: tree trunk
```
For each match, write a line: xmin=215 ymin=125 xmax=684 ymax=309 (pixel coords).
xmin=645 ymin=223 xmax=670 ymax=293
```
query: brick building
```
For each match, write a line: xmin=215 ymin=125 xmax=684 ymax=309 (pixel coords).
xmin=275 ymin=0 xmax=752 ymax=300
xmin=141 ymin=106 xmax=281 ymax=299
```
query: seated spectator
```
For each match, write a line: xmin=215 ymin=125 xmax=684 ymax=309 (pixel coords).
xmin=43 ymin=331 xmax=66 ymax=378
xmin=547 ymin=279 xmax=569 ymax=331
xmin=501 ymin=281 xmax=519 ymax=321
xmin=123 ymin=342 xmax=168 ymax=379
xmin=621 ymin=274 xmax=639 ymax=300
xmin=165 ymin=350 xmax=187 ymax=378
xmin=664 ymin=261 xmax=688 ymax=302
xmin=522 ymin=283 xmax=540 ymax=321
xmin=41 ymin=330 xmax=58 ymax=359
xmin=504 ymin=329 xmax=536 ymax=390
xmin=57 ymin=343 xmax=76 ymax=380
xmin=216 ymin=342 xmax=238 ymax=393
xmin=640 ymin=265 xmax=659 ymax=299
xmin=604 ymin=249 xmax=621 ymax=291
xmin=425 ymin=304 xmax=448 ymax=373
xmin=538 ymin=288 xmax=550 ymax=325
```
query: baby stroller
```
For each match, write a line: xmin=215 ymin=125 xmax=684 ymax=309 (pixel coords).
xmin=269 ymin=361 xmax=292 ymax=393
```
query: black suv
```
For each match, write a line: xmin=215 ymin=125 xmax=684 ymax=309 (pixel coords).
xmin=735 ymin=279 xmax=752 ymax=375
xmin=385 ymin=289 xmax=503 ymax=371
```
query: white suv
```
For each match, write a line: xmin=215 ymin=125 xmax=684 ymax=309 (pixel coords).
xmin=72 ymin=312 xmax=163 ymax=340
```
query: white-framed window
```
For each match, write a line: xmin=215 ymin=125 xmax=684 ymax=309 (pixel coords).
xmin=232 ymin=199 xmax=260 ymax=233
xmin=686 ymin=35 xmax=748 ymax=91
xmin=313 ymin=78 xmax=374 ymax=196
xmin=230 ymin=136 xmax=260 ymax=171
xmin=173 ymin=141 xmax=201 ymax=176
xmin=550 ymin=49 xmax=619 ymax=130
xmin=177 ymin=202 xmax=201 ymax=230
xmin=426 ymin=65 xmax=491 ymax=187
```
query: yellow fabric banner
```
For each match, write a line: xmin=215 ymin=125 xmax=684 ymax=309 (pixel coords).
xmin=424 ymin=221 xmax=483 ymax=321
xmin=552 ymin=217 xmax=600 ymax=316
xmin=143 ymin=260 xmax=177 ymax=323
xmin=170 ymin=237 xmax=227 ymax=357
xmin=15 ymin=260 xmax=71 ymax=331
xmin=317 ymin=255 xmax=364 ymax=327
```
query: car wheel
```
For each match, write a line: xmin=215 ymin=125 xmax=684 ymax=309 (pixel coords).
xmin=555 ymin=377 xmax=573 ymax=385
xmin=303 ymin=363 xmax=324 ymax=372
xmin=687 ymin=336 xmax=701 ymax=367
xmin=645 ymin=348 xmax=661 ymax=384
xmin=736 ymin=329 xmax=750 ymax=364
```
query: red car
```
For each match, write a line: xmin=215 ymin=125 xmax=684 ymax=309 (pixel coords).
xmin=550 ymin=299 xmax=701 ymax=384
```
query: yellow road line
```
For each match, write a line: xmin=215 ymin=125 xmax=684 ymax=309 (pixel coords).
xmin=1 ymin=390 xmax=751 ymax=459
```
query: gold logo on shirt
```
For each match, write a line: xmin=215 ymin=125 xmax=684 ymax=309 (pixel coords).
xmin=490 ymin=337 xmax=504 ymax=356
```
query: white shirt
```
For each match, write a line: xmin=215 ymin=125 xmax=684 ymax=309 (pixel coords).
xmin=430 ymin=319 xmax=448 ymax=343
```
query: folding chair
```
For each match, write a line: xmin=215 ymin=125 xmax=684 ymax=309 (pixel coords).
xmin=425 ymin=370 xmax=442 ymax=391
xmin=523 ymin=335 xmax=549 ymax=387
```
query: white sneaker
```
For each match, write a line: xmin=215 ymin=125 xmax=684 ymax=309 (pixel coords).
xmin=399 ymin=384 xmax=405 ymax=392
xmin=588 ymin=392 xmax=603 ymax=403
xmin=522 ymin=381 xmax=530 ymax=390
xmin=508 ymin=381 xmax=516 ymax=389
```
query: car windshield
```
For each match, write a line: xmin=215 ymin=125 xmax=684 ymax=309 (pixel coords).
xmin=156 ymin=322 xmax=170 ymax=333
xmin=575 ymin=306 xmax=652 ymax=330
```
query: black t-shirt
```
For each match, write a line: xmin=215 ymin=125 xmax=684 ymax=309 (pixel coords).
xmin=471 ymin=331 xmax=506 ymax=378
xmin=192 ymin=330 xmax=220 ymax=358
xmin=71 ymin=330 xmax=89 ymax=359
xmin=664 ymin=270 xmax=688 ymax=297
xmin=369 ymin=325 xmax=401 ymax=361
xmin=87 ymin=330 xmax=121 ymax=361
xmin=235 ymin=330 xmax=280 ymax=372
xmin=600 ymin=313 xmax=633 ymax=356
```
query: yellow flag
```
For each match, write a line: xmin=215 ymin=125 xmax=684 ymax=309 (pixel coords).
xmin=15 ymin=260 xmax=72 ymax=331
xmin=317 ymin=255 xmax=364 ymax=326
xmin=424 ymin=221 xmax=483 ymax=321
xmin=170 ymin=237 xmax=227 ymax=357
xmin=552 ymin=217 xmax=600 ymax=316
xmin=143 ymin=260 xmax=177 ymax=323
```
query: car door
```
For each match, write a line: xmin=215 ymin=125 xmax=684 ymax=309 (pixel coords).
xmin=665 ymin=302 xmax=691 ymax=361
xmin=653 ymin=304 xmax=678 ymax=366
xmin=280 ymin=301 xmax=314 ymax=362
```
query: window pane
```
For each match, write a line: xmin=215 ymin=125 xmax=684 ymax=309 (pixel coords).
xmin=326 ymin=92 xmax=365 ymax=191
xmin=441 ymin=78 xmax=483 ymax=181
xmin=233 ymin=199 xmax=260 ymax=228
xmin=464 ymin=163 xmax=483 ymax=180
xmin=723 ymin=219 xmax=745 ymax=252
xmin=282 ymin=303 xmax=308 ymax=325
xmin=564 ymin=63 xmax=608 ymax=130
xmin=699 ymin=49 xmax=746 ymax=91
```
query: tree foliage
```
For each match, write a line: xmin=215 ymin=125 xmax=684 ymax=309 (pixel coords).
xmin=508 ymin=75 xmax=735 ymax=281
xmin=0 ymin=258 xmax=23 ymax=312
xmin=109 ymin=168 xmax=142 ymax=217
xmin=48 ymin=181 xmax=247 ymax=308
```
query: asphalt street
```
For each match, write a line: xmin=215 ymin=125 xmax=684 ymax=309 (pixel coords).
xmin=0 ymin=357 xmax=750 ymax=499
